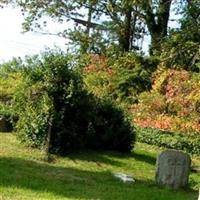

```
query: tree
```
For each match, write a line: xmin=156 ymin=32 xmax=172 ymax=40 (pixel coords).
xmin=181 ymin=0 xmax=200 ymax=40
xmin=95 ymin=0 xmax=145 ymax=52
xmin=3 ymin=0 xmax=192 ymax=55
xmin=132 ymin=0 xmax=173 ymax=55
xmin=3 ymin=0 xmax=146 ymax=53
xmin=159 ymin=0 xmax=200 ymax=71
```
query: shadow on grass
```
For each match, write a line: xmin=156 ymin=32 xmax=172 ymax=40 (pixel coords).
xmin=131 ymin=152 xmax=156 ymax=166
xmin=67 ymin=150 xmax=124 ymax=167
xmin=0 ymin=156 xmax=141 ymax=200
xmin=0 ymin=157 xmax=197 ymax=200
xmin=67 ymin=149 xmax=156 ymax=168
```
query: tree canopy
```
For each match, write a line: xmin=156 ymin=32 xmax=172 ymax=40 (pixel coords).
xmin=2 ymin=0 xmax=199 ymax=55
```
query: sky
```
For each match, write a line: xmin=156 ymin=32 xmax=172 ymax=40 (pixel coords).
xmin=0 ymin=7 xmax=68 ymax=63
xmin=0 ymin=6 xmax=180 ymax=63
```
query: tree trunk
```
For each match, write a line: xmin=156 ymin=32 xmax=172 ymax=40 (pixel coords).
xmin=122 ymin=7 xmax=132 ymax=51
xmin=119 ymin=6 xmax=140 ymax=52
xmin=45 ymin=114 xmax=53 ymax=161
xmin=144 ymin=0 xmax=172 ymax=55
xmin=84 ymin=5 xmax=93 ymax=53
xmin=149 ymin=29 xmax=164 ymax=55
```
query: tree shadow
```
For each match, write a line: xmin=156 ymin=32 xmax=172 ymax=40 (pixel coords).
xmin=0 ymin=156 xmax=140 ymax=200
xmin=131 ymin=152 xmax=157 ymax=165
xmin=67 ymin=150 xmax=124 ymax=167
xmin=67 ymin=149 xmax=156 ymax=168
xmin=0 ymin=157 xmax=197 ymax=200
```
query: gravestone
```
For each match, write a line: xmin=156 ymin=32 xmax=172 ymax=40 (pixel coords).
xmin=155 ymin=150 xmax=191 ymax=189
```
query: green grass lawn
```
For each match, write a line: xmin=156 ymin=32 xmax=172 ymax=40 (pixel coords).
xmin=0 ymin=132 xmax=199 ymax=200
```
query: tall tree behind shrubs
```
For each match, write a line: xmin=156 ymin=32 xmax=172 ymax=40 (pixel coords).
xmin=14 ymin=51 xmax=135 ymax=154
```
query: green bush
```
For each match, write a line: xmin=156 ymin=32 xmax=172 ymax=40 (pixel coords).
xmin=0 ymin=58 xmax=24 ymax=130
xmin=83 ymin=53 xmax=159 ymax=105
xmin=137 ymin=127 xmax=200 ymax=155
xmin=14 ymin=51 xmax=135 ymax=154
xmin=86 ymin=100 xmax=135 ymax=152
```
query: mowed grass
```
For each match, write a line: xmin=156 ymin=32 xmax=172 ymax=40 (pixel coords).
xmin=0 ymin=133 xmax=199 ymax=200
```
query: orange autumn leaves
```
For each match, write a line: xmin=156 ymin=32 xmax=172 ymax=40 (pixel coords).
xmin=132 ymin=69 xmax=200 ymax=133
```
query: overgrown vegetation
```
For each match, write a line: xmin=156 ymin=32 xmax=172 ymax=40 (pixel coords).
xmin=83 ymin=53 xmax=158 ymax=105
xmin=0 ymin=49 xmax=199 ymax=155
xmin=13 ymin=51 xmax=135 ymax=154
xmin=133 ymin=69 xmax=200 ymax=134
xmin=0 ymin=59 xmax=23 ymax=131
xmin=0 ymin=0 xmax=198 ymax=155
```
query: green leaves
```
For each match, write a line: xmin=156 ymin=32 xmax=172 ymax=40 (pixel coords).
xmin=13 ymin=51 xmax=135 ymax=154
xmin=137 ymin=127 xmax=200 ymax=155
xmin=83 ymin=52 xmax=158 ymax=105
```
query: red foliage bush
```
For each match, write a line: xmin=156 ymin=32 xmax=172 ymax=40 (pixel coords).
xmin=133 ymin=68 xmax=200 ymax=133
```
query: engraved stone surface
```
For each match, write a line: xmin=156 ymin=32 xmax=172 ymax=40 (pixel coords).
xmin=155 ymin=150 xmax=191 ymax=189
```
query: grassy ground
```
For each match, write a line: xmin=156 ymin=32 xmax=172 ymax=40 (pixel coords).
xmin=0 ymin=132 xmax=199 ymax=200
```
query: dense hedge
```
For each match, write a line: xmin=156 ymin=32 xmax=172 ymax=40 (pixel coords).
xmin=15 ymin=51 xmax=135 ymax=154
xmin=137 ymin=127 xmax=200 ymax=155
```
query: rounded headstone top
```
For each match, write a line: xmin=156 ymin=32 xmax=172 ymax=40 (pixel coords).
xmin=158 ymin=150 xmax=191 ymax=161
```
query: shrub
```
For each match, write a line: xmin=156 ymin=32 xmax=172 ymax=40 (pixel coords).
xmin=137 ymin=127 xmax=200 ymax=155
xmin=133 ymin=69 xmax=200 ymax=133
xmin=86 ymin=99 xmax=135 ymax=152
xmin=0 ymin=59 xmax=23 ymax=130
xmin=14 ymin=51 xmax=135 ymax=154
xmin=83 ymin=53 xmax=159 ymax=105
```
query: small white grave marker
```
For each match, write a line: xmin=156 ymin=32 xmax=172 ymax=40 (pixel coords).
xmin=113 ymin=173 xmax=135 ymax=183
